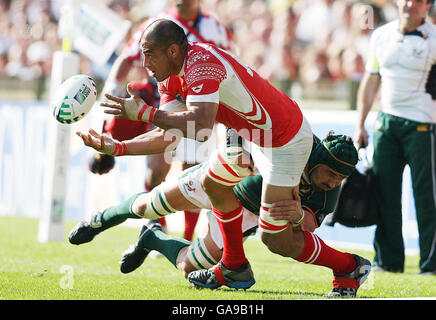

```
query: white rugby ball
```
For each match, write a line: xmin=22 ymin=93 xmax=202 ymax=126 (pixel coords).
xmin=51 ymin=74 xmax=97 ymax=124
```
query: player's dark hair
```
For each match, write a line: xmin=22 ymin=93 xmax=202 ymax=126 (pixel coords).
xmin=142 ymin=19 xmax=188 ymax=51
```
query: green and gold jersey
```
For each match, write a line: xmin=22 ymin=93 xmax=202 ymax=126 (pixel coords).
xmin=233 ymin=135 xmax=340 ymax=227
xmin=233 ymin=174 xmax=339 ymax=228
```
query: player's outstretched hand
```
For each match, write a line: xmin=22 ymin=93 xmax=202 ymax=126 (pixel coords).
xmin=100 ymin=83 xmax=146 ymax=121
xmin=76 ymin=129 xmax=116 ymax=155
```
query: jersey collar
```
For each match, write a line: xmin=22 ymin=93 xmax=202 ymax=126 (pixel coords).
xmin=178 ymin=43 xmax=194 ymax=77
xmin=397 ymin=19 xmax=428 ymax=38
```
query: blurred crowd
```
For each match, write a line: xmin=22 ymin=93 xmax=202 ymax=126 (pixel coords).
xmin=0 ymin=0 xmax=435 ymax=101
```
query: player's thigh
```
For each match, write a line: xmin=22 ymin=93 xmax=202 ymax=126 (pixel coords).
xmin=163 ymin=181 xmax=200 ymax=211
xmin=250 ymin=117 xmax=312 ymax=188
xmin=132 ymin=180 xmax=197 ymax=214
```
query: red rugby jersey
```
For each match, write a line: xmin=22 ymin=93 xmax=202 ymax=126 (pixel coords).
xmin=158 ymin=43 xmax=303 ymax=148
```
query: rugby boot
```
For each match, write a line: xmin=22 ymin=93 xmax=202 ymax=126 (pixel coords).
xmin=327 ymin=254 xmax=372 ymax=298
xmin=119 ymin=220 xmax=162 ymax=273
xmin=188 ymin=261 xmax=256 ymax=290
xmin=68 ymin=212 xmax=104 ymax=245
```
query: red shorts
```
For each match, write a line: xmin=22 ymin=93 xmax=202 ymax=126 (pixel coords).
xmin=104 ymin=117 xmax=152 ymax=141
xmin=103 ymin=80 xmax=157 ymax=141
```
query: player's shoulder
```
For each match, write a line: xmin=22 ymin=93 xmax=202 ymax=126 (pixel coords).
xmin=184 ymin=43 xmax=227 ymax=86
xmin=185 ymin=43 xmax=223 ymax=69
xmin=371 ymin=20 xmax=398 ymax=39
xmin=423 ymin=21 xmax=436 ymax=41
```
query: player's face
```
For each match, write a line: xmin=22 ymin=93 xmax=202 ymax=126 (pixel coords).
xmin=309 ymin=164 xmax=346 ymax=192
xmin=141 ymin=40 xmax=178 ymax=82
xmin=397 ymin=0 xmax=432 ymax=24
xmin=173 ymin=0 xmax=200 ymax=14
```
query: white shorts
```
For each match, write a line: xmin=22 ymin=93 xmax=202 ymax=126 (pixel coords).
xmin=249 ymin=116 xmax=313 ymax=187
xmin=177 ymin=162 xmax=212 ymax=209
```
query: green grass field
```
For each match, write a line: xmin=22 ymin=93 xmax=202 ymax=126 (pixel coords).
xmin=1 ymin=216 xmax=436 ymax=301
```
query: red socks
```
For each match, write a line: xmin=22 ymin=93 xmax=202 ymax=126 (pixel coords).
xmin=296 ymin=231 xmax=358 ymax=288
xmin=213 ymin=204 xmax=248 ymax=270
xmin=183 ymin=210 xmax=201 ymax=241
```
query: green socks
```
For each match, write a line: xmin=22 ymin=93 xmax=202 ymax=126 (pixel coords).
xmin=99 ymin=192 xmax=146 ymax=231
xmin=140 ymin=227 xmax=191 ymax=267
xmin=96 ymin=191 xmax=191 ymax=268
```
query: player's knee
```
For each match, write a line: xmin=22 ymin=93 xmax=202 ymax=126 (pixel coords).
xmin=131 ymin=195 xmax=147 ymax=217
xmin=205 ymin=149 xmax=251 ymax=189
xmin=260 ymin=231 xmax=280 ymax=254
xmin=175 ymin=247 xmax=195 ymax=278
xmin=200 ymin=174 xmax=215 ymax=196
xmin=261 ymin=229 xmax=302 ymax=257
xmin=260 ymin=231 xmax=290 ymax=256
xmin=132 ymin=187 xmax=176 ymax=219
xmin=179 ymin=261 xmax=196 ymax=279
xmin=200 ymin=175 xmax=234 ymax=208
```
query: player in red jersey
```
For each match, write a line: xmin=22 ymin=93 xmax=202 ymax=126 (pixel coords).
xmin=78 ymin=19 xmax=313 ymax=290
xmin=94 ymin=0 xmax=234 ymax=240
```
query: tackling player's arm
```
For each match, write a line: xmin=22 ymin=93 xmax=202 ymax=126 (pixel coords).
xmin=268 ymin=199 xmax=317 ymax=232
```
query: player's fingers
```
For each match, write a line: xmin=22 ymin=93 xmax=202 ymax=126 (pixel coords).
xmin=100 ymin=102 xmax=122 ymax=109
xmin=103 ymin=109 xmax=122 ymax=116
xmin=76 ymin=131 xmax=89 ymax=144
xmin=293 ymin=188 xmax=301 ymax=202
xmin=89 ymin=128 xmax=100 ymax=139
xmin=269 ymin=213 xmax=290 ymax=221
xmin=87 ymin=133 xmax=101 ymax=149
xmin=269 ymin=205 xmax=293 ymax=214
xmin=270 ymin=199 xmax=297 ymax=210
xmin=104 ymin=93 xmax=125 ymax=104
xmin=100 ymin=135 xmax=106 ymax=151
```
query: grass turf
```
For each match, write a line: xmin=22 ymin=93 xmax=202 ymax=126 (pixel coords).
xmin=1 ymin=216 xmax=435 ymax=301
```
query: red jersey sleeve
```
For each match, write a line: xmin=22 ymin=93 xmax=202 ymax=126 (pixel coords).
xmin=184 ymin=44 xmax=226 ymax=103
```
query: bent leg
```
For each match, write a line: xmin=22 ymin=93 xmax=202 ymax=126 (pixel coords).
xmin=132 ymin=179 xmax=198 ymax=219
xmin=145 ymin=153 xmax=172 ymax=228
xmin=177 ymin=227 xmax=222 ymax=278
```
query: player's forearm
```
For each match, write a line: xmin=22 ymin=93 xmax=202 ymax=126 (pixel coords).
xmin=356 ymin=73 xmax=381 ymax=128
xmin=124 ymin=128 xmax=180 ymax=155
xmin=152 ymin=107 xmax=216 ymax=142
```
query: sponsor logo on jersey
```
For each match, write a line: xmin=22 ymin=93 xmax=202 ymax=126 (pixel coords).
xmin=191 ymin=83 xmax=204 ymax=93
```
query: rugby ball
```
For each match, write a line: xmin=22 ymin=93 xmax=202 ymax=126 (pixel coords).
xmin=51 ymin=74 xmax=97 ymax=124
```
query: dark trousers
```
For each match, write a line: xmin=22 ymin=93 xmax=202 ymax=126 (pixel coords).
xmin=372 ymin=112 xmax=436 ymax=272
